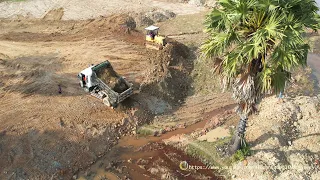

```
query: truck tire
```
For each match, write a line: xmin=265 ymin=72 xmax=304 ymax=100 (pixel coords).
xmin=80 ymin=81 xmax=89 ymax=92
xmin=103 ymin=97 xmax=111 ymax=107
xmin=79 ymin=81 xmax=84 ymax=88
xmin=84 ymin=87 xmax=89 ymax=92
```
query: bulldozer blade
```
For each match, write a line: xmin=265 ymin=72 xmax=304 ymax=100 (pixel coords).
xmin=145 ymin=42 xmax=162 ymax=50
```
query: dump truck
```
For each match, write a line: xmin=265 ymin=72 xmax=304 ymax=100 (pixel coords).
xmin=78 ymin=60 xmax=133 ymax=108
xmin=145 ymin=25 xmax=167 ymax=50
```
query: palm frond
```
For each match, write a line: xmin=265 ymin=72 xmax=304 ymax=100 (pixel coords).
xmin=201 ymin=0 xmax=320 ymax=115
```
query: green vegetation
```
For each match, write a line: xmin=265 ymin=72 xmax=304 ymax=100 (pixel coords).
xmin=186 ymin=137 xmax=233 ymax=167
xmin=136 ymin=127 xmax=154 ymax=136
xmin=231 ymin=144 xmax=251 ymax=162
xmin=201 ymin=0 xmax=320 ymax=153
xmin=185 ymin=137 xmax=235 ymax=179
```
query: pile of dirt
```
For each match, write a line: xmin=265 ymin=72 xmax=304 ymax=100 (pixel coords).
xmin=140 ymin=40 xmax=192 ymax=103
xmin=96 ymin=66 xmax=129 ymax=93
xmin=0 ymin=14 xmax=140 ymax=42
xmin=85 ymin=14 xmax=136 ymax=33
xmin=134 ymin=13 xmax=155 ymax=27
xmin=229 ymin=96 xmax=320 ymax=179
xmin=133 ymin=9 xmax=176 ymax=27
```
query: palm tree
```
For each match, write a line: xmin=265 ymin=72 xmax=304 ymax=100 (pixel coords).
xmin=201 ymin=0 xmax=320 ymax=154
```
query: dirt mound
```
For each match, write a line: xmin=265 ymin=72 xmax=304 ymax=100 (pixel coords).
xmin=134 ymin=13 xmax=155 ymax=27
xmin=96 ymin=67 xmax=129 ymax=93
xmin=43 ymin=8 xmax=64 ymax=21
xmin=133 ymin=10 xmax=176 ymax=27
xmin=0 ymin=14 xmax=140 ymax=43
xmin=140 ymin=40 xmax=192 ymax=103
xmin=86 ymin=14 xmax=136 ymax=32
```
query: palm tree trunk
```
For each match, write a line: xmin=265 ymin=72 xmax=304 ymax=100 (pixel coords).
xmin=229 ymin=116 xmax=248 ymax=154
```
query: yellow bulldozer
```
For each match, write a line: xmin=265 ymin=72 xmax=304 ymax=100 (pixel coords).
xmin=144 ymin=25 xmax=167 ymax=50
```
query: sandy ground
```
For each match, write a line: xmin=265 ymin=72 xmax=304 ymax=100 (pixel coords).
xmin=230 ymin=96 xmax=320 ymax=180
xmin=0 ymin=16 xmax=152 ymax=179
xmin=0 ymin=0 xmax=205 ymax=20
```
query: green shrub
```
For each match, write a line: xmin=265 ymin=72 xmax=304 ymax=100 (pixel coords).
xmin=232 ymin=144 xmax=251 ymax=162
xmin=137 ymin=128 xmax=154 ymax=136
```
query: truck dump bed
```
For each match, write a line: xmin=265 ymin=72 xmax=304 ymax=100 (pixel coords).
xmin=93 ymin=61 xmax=130 ymax=93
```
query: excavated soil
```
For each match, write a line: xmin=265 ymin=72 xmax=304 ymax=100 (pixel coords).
xmin=0 ymin=2 xmax=238 ymax=179
xmin=0 ymin=11 xmax=227 ymax=179
xmin=96 ymin=65 xmax=129 ymax=93
xmin=0 ymin=14 xmax=179 ymax=179
xmin=141 ymin=40 xmax=192 ymax=103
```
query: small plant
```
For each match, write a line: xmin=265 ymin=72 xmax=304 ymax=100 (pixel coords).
xmin=137 ymin=127 xmax=154 ymax=136
xmin=232 ymin=144 xmax=251 ymax=162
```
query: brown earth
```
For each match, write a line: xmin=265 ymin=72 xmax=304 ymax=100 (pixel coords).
xmin=0 ymin=11 xmax=235 ymax=179
xmin=2 ymin=2 xmax=318 ymax=180
xmin=0 ymin=14 xmax=150 ymax=179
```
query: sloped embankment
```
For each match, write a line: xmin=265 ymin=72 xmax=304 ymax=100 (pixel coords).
xmin=140 ymin=40 xmax=192 ymax=104
xmin=230 ymin=96 xmax=320 ymax=180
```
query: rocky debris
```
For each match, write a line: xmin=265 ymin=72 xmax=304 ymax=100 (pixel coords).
xmin=147 ymin=9 xmax=176 ymax=22
xmin=203 ymin=0 xmax=217 ymax=7
xmin=162 ymin=10 xmax=176 ymax=18
xmin=149 ymin=167 xmax=159 ymax=174
xmin=147 ymin=11 xmax=168 ymax=22
xmin=188 ymin=0 xmax=205 ymax=6
xmin=134 ymin=13 xmax=154 ymax=27
xmin=173 ymin=0 xmax=216 ymax=7
xmin=133 ymin=9 xmax=176 ymax=27
xmin=85 ymin=14 xmax=136 ymax=33
xmin=230 ymin=96 xmax=320 ymax=180
xmin=137 ymin=158 xmax=149 ymax=165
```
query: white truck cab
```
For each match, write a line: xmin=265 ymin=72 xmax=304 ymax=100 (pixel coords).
xmin=78 ymin=65 xmax=96 ymax=91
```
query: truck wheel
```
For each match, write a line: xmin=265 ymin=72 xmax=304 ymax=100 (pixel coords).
xmin=79 ymin=81 xmax=84 ymax=88
xmin=83 ymin=87 xmax=89 ymax=92
xmin=103 ymin=97 xmax=111 ymax=107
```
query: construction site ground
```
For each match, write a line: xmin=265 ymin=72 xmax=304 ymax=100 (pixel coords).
xmin=0 ymin=1 xmax=234 ymax=179
xmin=1 ymin=1 xmax=320 ymax=180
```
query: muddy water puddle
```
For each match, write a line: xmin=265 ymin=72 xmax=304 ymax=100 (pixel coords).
xmin=77 ymin=106 xmax=233 ymax=180
xmin=118 ymin=119 xmax=206 ymax=148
